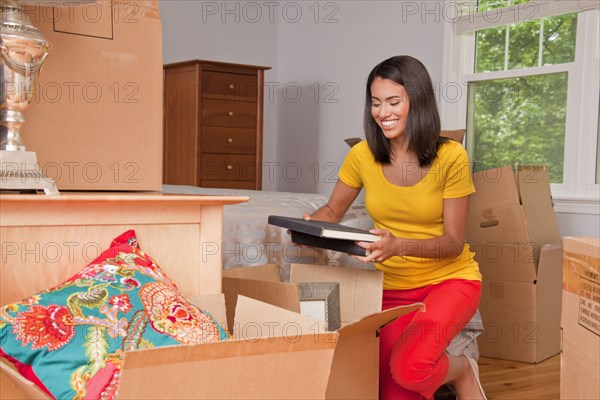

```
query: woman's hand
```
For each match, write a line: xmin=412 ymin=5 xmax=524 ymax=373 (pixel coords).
xmin=354 ymin=228 xmax=399 ymax=263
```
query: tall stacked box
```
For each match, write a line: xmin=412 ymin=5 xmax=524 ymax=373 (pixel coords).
xmin=21 ymin=1 xmax=163 ymax=190
xmin=466 ymin=165 xmax=562 ymax=363
xmin=561 ymin=237 xmax=599 ymax=399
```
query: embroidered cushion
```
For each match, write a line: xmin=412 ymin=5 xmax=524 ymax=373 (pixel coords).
xmin=0 ymin=230 xmax=229 ymax=399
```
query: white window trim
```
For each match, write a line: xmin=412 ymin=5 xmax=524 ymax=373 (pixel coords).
xmin=441 ymin=2 xmax=600 ymax=215
xmin=455 ymin=0 xmax=600 ymax=34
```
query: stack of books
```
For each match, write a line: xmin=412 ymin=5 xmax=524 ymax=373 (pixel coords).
xmin=268 ymin=215 xmax=379 ymax=256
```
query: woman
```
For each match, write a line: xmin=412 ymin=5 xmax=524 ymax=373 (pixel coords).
xmin=305 ymin=56 xmax=486 ymax=399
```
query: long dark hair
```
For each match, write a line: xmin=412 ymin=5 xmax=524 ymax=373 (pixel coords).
xmin=364 ymin=55 xmax=444 ymax=166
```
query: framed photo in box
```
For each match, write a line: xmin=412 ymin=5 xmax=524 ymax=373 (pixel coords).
xmin=297 ymin=282 xmax=341 ymax=331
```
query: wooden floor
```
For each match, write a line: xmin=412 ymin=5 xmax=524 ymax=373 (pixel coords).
xmin=478 ymin=355 xmax=560 ymax=399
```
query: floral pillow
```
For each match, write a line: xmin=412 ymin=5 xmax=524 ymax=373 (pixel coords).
xmin=0 ymin=230 xmax=229 ymax=400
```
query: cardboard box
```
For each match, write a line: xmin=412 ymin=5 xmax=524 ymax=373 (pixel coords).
xmin=560 ymin=237 xmax=600 ymax=399
xmin=467 ymin=165 xmax=560 ymax=260
xmin=21 ymin=1 xmax=163 ymax=191
xmin=221 ymin=263 xmax=385 ymax=330
xmin=116 ymin=263 xmax=404 ymax=399
xmin=289 ymin=263 xmax=383 ymax=326
xmin=117 ymin=295 xmax=422 ymax=400
xmin=466 ymin=165 xmax=563 ymax=363
xmin=1 ymin=274 xmax=422 ymax=400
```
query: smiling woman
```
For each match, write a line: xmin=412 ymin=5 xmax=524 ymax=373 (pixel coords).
xmin=370 ymin=79 xmax=411 ymax=142
xmin=306 ymin=55 xmax=486 ymax=400
xmin=364 ymin=56 xmax=442 ymax=168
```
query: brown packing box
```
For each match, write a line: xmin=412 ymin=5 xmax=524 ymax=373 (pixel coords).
xmin=467 ymin=165 xmax=560 ymax=259
xmin=466 ymin=165 xmax=563 ymax=363
xmin=560 ymin=237 xmax=600 ymax=399
xmin=1 ymin=285 xmax=422 ymax=399
xmin=117 ymin=296 xmax=422 ymax=400
xmin=221 ymin=263 xmax=385 ymax=330
xmin=289 ymin=263 xmax=384 ymax=325
xmin=21 ymin=1 xmax=163 ymax=191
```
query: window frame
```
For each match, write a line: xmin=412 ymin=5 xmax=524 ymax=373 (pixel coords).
xmin=441 ymin=1 xmax=600 ymax=214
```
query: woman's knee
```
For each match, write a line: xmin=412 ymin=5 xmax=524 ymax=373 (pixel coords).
xmin=389 ymin=347 xmax=436 ymax=392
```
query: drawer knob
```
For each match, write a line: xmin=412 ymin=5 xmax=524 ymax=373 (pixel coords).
xmin=226 ymin=164 xmax=233 ymax=170
xmin=227 ymin=111 xmax=234 ymax=117
xmin=228 ymin=84 xmax=235 ymax=90
xmin=227 ymin=138 xmax=234 ymax=143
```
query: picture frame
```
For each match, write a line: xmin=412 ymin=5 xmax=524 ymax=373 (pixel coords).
xmin=296 ymin=282 xmax=341 ymax=331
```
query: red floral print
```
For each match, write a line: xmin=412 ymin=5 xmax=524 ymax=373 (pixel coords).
xmin=12 ymin=305 xmax=75 ymax=351
xmin=139 ymin=282 xmax=220 ymax=344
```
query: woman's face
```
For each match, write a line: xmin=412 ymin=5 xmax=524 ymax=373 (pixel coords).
xmin=370 ymin=77 xmax=410 ymax=141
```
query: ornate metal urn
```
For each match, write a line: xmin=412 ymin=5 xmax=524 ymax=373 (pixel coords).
xmin=0 ymin=0 xmax=58 ymax=194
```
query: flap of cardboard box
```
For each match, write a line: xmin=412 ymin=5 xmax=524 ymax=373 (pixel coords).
xmin=537 ymin=243 xmax=563 ymax=281
xmin=290 ymin=264 xmax=383 ymax=325
xmin=222 ymin=277 xmax=300 ymax=332
xmin=0 ymin=360 xmax=49 ymax=400
xmin=471 ymin=242 xmax=562 ymax=283
xmin=234 ymin=295 xmax=326 ymax=340
xmin=470 ymin=166 xmax=520 ymax=212
xmin=516 ymin=165 xmax=554 ymax=206
xmin=337 ymin=303 xmax=424 ymax=339
xmin=326 ymin=302 xmax=424 ymax=399
xmin=470 ymin=165 xmax=555 ymax=214
xmin=521 ymin=203 xmax=561 ymax=248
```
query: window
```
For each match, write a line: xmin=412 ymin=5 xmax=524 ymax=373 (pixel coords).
xmin=441 ymin=0 xmax=600 ymax=214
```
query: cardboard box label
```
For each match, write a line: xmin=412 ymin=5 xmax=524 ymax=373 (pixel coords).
xmin=561 ymin=237 xmax=600 ymax=399
xmin=564 ymin=251 xmax=600 ymax=336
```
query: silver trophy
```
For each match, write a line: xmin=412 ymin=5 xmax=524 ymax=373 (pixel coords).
xmin=0 ymin=0 xmax=58 ymax=194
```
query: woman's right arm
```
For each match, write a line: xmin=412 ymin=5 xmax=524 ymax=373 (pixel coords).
xmin=306 ymin=180 xmax=361 ymax=223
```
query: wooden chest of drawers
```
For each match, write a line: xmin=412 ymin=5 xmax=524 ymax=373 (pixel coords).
xmin=163 ymin=60 xmax=271 ymax=189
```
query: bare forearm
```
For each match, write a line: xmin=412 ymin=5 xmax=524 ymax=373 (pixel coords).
xmin=360 ymin=230 xmax=466 ymax=264
xmin=309 ymin=203 xmax=344 ymax=223
xmin=308 ymin=181 xmax=361 ymax=224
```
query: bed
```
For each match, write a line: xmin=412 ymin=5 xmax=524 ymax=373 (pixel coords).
xmin=162 ymin=184 xmax=375 ymax=281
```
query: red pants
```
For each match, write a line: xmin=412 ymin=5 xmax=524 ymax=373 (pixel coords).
xmin=379 ymin=279 xmax=482 ymax=400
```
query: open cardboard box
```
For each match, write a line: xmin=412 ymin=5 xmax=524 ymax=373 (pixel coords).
xmin=560 ymin=237 xmax=600 ymax=399
xmin=1 ymin=263 xmax=423 ymax=399
xmin=117 ymin=295 xmax=422 ymax=399
xmin=466 ymin=165 xmax=563 ymax=363
xmin=221 ymin=263 xmax=385 ymax=330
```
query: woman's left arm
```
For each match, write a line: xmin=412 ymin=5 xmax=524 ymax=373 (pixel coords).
xmin=357 ymin=196 xmax=470 ymax=263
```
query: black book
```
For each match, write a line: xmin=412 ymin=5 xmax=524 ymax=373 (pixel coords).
xmin=268 ymin=215 xmax=379 ymax=256
xmin=290 ymin=231 xmax=371 ymax=256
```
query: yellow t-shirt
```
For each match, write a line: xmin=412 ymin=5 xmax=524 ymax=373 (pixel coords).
xmin=339 ymin=140 xmax=481 ymax=290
